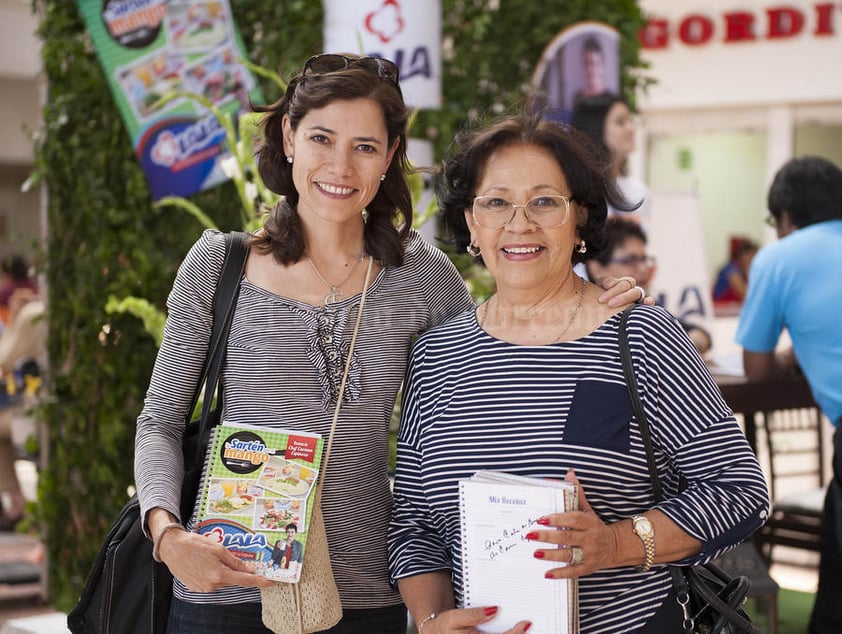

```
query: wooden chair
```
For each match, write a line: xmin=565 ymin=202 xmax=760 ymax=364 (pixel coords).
xmin=754 ymin=406 xmax=827 ymax=565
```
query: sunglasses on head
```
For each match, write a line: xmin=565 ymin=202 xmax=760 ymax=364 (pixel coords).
xmin=302 ymin=54 xmax=400 ymax=86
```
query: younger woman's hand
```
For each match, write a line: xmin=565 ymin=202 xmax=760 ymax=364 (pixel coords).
xmin=158 ymin=527 xmax=275 ymax=592
xmin=597 ymin=276 xmax=654 ymax=307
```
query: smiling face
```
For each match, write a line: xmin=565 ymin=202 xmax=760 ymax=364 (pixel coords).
xmin=282 ymin=97 xmax=397 ymax=229
xmin=465 ymin=143 xmax=582 ymax=297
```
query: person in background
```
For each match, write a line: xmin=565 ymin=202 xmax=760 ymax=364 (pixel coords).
xmin=572 ymin=37 xmax=611 ymax=106
xmin=712 ymin=238 xmax=758 ymax=304
xmin=587 ymin=218 xmax=712 ymax=357
xmin=735 ymin=156 xmax=842 ymax=634
xmin=0 ymin=293 xmax=46 ymax=530
xmin=134 ymin=53 xmax=646 ymax=634
xmin=570 ymin=93 xmax=648 ymax=229
xmin=585 ymin=217 xmax=655 ymax=291
xmin=388 ymin=112 xmax=768 ymax=633
xmin=0 ymin=256 xmax=38 ymax=326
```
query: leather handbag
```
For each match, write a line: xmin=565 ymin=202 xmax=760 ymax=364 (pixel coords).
xmin=260 ymin=257 xmax=374 ymax=634
xmin=618 ymin=306 xmax=759 ymax=634
xmin=67 ymin=232 xmax=249 ymax=634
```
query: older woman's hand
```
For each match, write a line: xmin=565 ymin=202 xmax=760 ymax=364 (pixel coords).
xmin=422 ymin=607 xmax=531 ymax=633
xmin=597 ymin=276 xmax=655 ymax=307
xmin=525 ymin=469 xmax=621 ymax=579
xmin=157 ymin=526 xmax=275 ymax=592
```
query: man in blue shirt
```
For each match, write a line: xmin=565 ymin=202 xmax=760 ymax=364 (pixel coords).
xmin=736 ymin=156 xmax=842 ymax=634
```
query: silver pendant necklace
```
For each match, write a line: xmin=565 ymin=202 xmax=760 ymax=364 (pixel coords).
xmin=479 ymin=277 xmax=587 ymax=342
xmin=308 ymin=254 xmax=365 ymax=305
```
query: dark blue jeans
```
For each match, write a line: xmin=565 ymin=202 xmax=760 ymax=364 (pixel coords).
xmin=809 ymin=426 xmax=842 ymax=634
xmin=167 ymin=597 xmax=406 ymax=634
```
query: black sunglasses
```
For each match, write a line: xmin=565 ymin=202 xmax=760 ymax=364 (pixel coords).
xmin=302 ymin=54 xmax=400 ymax=86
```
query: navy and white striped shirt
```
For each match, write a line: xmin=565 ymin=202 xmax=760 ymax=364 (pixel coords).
xmin=135 ymin=229 xmax=474 ymax=608
xmin=388 ymin=306 xmax=769 ymax=633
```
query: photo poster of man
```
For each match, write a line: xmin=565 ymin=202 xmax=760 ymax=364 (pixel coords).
xmin=77 ymin=0 xmax=263 ymax=200
xmin=322 ymin=0 xmax=442 ymax=110
xmin=531 ymin=21 xmax=620 ymax=124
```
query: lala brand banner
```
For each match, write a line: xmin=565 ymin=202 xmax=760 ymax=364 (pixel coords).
xmin=77 ymin=0 xmax=262 ymax=200
xmin=322 ymin=0 xmax=441 ymax=109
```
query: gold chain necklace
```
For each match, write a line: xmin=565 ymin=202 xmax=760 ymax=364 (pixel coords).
xmin=308 ymin=254 xmax=365 ymax=305
xmin=479 ymin=277 xmax=587 ymax=342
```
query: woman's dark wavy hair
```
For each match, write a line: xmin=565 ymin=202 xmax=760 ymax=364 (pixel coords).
xmin=252 ymin=57 xmax=412 ymax=267
xmin=437 ymin=111 xmax=635 ymax=265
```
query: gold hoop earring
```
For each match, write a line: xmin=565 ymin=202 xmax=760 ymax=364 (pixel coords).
xmin=576 ymin=240 xmax=587 ymax=254
xmin=466 ymin=244 xmax=481 ymax=257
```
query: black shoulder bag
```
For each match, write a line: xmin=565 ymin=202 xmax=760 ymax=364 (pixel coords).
xmin=618 ymin=306 xmax=759 ymax=634
xmin=68 ymin=231 xmax=249 ymax=634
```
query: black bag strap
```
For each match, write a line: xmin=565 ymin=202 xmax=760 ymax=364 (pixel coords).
xmin=618 ymin=306 xmax=758 ymax=634
xmin=186 ymin=231 xmax=249 ymax=471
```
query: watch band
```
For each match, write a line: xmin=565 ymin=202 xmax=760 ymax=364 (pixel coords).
xmin=631 ymin=514 xmax=655 ymax=572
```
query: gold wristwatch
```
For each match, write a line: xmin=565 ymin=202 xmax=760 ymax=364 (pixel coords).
xmin=631 ymin=514 xmax=655 ymax=572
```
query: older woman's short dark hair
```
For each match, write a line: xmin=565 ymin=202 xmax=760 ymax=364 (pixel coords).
xmin=438 ymin=112 xmax=635 ymax=264
xmin=253 ymin=55 xmax=412 ymax=267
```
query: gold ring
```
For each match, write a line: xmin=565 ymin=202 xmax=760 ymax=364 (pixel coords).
xmin=634 ymin=286 xmax=646 ymax=302
xmin=570 ymin=546 xmax=584 ymax=566
xmin=620 ymin=276 xmax=636 ymax=290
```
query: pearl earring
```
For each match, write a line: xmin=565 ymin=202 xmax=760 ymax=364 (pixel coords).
xmin=286 ymin=156 xmax=293 ymax=164
xmin=576 ymin=240 xmax=587 ymax=254
xmin=361 ymin=209 xmax=369 ymax=223
xmin=380 ymin=174 xmax=386 ymax=182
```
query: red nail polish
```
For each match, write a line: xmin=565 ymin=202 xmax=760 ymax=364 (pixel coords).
xmin=544 ymin=571 xmax=554 ymax=579
xmin=483 ymin=606 xmax=498 ymax=616
xmin=536 ymin=517 xmax=550 ymax=525
xmin=533 ymin=551 xmax=545 ymax=559
xmin=524 ymin=623 xmax=533 ymax=632
xmin=525 ymin=532 xmax=538 ymax=540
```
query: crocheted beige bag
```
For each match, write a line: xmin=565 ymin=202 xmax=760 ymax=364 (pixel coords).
xmin=261 ymin=258 xmax=374 ymax=633
xmin=261 ymin=487 xmax=342 ymax=633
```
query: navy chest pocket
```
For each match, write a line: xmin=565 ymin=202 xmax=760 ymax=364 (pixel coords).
xmin=564 ymin=380 xmax=633 ymax=453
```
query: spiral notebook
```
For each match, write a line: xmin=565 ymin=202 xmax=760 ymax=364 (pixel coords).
xmin=458 ymin=471 xmax=579 ymax=634
xmin=193 ymin=422 xmax=324 ymax=583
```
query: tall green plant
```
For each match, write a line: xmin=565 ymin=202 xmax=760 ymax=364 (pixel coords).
xmin=34 ymin=0 xmax=645 ymax=611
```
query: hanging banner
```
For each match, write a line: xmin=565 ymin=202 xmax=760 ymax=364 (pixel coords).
xmin=646 ymin=189 xmax=715 ymax=335
xmin=322 ymin=0 xmax=441 ymax=109
xmin=531 ymin=21 xmax=620 ymax=123
xmin=77 ymin=0 xmax=263 ymax=200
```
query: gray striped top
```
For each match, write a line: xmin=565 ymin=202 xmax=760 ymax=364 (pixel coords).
xmin=135 ymin=228 xmax=474 ymax=608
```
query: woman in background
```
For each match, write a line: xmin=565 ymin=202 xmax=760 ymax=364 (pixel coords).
xmin=571 ymin=94 xmax=648 ymax=229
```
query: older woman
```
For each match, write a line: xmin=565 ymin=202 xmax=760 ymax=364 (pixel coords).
xmin=387 ymin=113 xmax=769 ymax=633
xmin=135 ymin=55 xmax=646 ymax=634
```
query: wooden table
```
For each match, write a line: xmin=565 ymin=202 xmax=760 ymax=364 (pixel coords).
xmin=713 ymin=373 xmax=818 ymax=453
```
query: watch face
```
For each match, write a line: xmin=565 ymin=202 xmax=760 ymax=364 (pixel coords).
xmin=634 ymin=517 xmax=653 ymax=536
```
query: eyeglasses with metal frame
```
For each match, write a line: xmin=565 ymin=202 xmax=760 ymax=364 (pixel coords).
xmin=608 ymin=254 xmax=657 ymax=268
xmin=471 ymin=195 xmax=572 ymax=229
